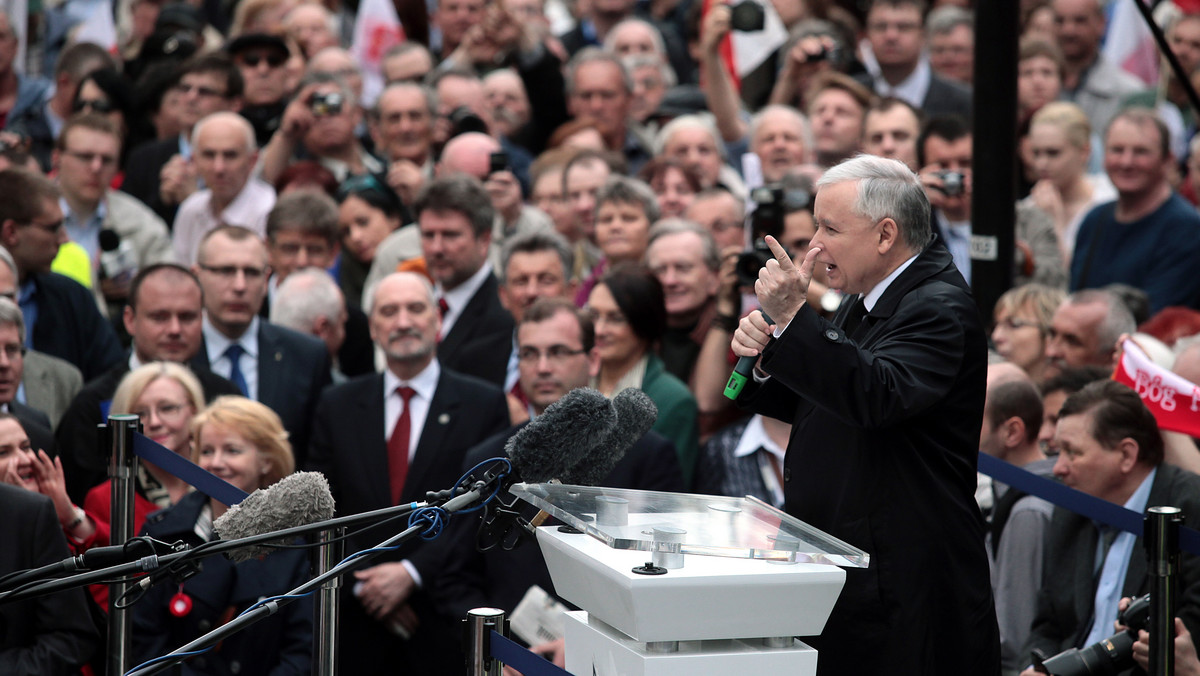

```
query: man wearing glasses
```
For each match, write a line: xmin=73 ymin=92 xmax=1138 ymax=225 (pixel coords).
xmin=122 ymin=52 xmax=244 ymax=226
xmin=54 ymin=114 xmax=174 ymax=320
xmin=0 ymin=168 xmax=121 ymax=381
xmin=172 ymin=111 xmax=276 ymax=264
xmin=192 ymin=225 xmax=331 ymax=466
xmin=228 ymin=33 xmax=292 ymax=146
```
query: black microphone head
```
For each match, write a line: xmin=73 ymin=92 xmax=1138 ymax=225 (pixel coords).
xmin=214 ymin=471 xmax=336 ymax=562
xmin=99 ymin=229 xmax=121 ymax=252
xmin=561 ymin=388 xmax=657 ymax=486
xmin=505 ymin=387 xmax=614 ymax=483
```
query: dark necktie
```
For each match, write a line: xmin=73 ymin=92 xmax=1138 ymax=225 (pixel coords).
xmin=841 ymin=295 xmax=869 ymax=337
xmin=225 ymin=344 xmax=248 ymax=396
xmin=388 ymin=386 xmax=417 ymax=505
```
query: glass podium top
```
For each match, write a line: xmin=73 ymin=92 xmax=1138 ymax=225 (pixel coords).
xmin=510 ymin=483 xmax=869 ymax=568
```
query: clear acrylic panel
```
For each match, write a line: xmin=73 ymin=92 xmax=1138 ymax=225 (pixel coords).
xmin=509 ymin=483 xmax=869 ymax=568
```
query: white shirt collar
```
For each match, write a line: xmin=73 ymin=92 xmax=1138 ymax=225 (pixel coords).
xmin=203 ymin=314 xmax=260 ymax=360
xmin=863 ymin=253 xmax=920 ymax=312
xmin=214 ymin=179 xmax=275 ymax=229
xmin=872 ymin=56 xmax=932 ymax=109
xmin=383 ymin=358 xmax=441 ymax=401
xmin=732 ymin=415 xmax=787 ymax=462
xmin=436 ymin=262 xmax=493 ymax=335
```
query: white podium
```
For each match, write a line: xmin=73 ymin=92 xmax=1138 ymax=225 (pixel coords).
xmin=510 ymin=485 xmax=869 ymax=676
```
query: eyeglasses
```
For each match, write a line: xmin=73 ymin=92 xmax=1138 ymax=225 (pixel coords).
xmin=336 ymin=173 xmax=401 ymax=210
xmin=72 ymin=98 xmax=115 ymax=114
xmin=197 ymin=264 xmax=268 ymax=280
xmin=132 ymin=402 xmax=191 ymax=424
xmin=867 ymin=21 xmax=921 ymax=33
xmin=174 ymin=82 xmax=226 ymax=98
xmin=993 ymin=318 xmax=1043 ymax=332
xmin=517 ymin=345 xmax=587 ymax=363
xmin=63 ymin=150 xmax=118 ymax=168
xmin=240 ymin=52 xmax=287 ymax=69
xmin=20 ymin=218 xmax=65 ymax=235
xmin=0 ymin=342 xmax=25 ymax=361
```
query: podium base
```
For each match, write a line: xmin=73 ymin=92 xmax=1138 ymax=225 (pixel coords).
xmin=563 ymin=611 xmax=818 ymax=676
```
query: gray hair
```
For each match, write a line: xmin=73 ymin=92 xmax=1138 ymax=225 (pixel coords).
xmin=1064 ymin=289 xmax=1137 ymax=358
xmin=374 ymin=81 xmax=437 ymax=120
xmin=499 ymin=230 xmax=574 ymax=285
xmin=193 ymin=111 xmax=256 ymax=153
xmin=622 ymin=53 xmax=676 ymax=88
xmin=0 ymin=244 xmax=17 ymax=280
xmin=0 ymin=297 xmax=24 ymax=345
xmin=364 ymin=271 xmax=437 ymax=315
xmin=816 ymin=154 xmax=932 ymax=251
xmin=595 ymin=175 xmax=660 ymax=223
xmin=647 ymin=219 xmax=721 ymax=271
xmin=299 ymin=71 xmax=358 ymax=108
xmin=603 ymin=18 xmax=668 ymax=57
xmin=270 ymin=267 xmax=343 ymax=330
xmin=926 ymin=6 xmax=974 ymax=37
xmin=748 ymin=104 xmax=813 ymax=160
xmin=567 ymin=47 xmax=634 ymax=96
xmin=653 ymin=114 xmax=726 ymax=160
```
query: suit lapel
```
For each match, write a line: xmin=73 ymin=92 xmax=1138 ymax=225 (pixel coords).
xmin=403 ymin=371 xmax=458 ymax=500
xmin=438 ymin=274 xmax=497 ymax=358
xmin=257 ymin=323 xmax=283 ymax=409
xmin=359 ymin=375 xmax=392 ymax=507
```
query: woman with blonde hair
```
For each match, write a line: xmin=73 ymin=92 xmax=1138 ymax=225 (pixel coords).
xmin=991 ymin=283 xmax=1067 ymax=384
xmin=132 ymin=396 xmax=311 ymax=675
xmin=1024 ymin=102 xmax=1115 ymax=265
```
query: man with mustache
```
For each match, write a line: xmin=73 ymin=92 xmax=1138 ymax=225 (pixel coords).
xmin=307 ymin=270 xmax=509 ymax=675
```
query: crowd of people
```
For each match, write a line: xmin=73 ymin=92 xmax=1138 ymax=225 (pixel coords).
xmin=2 ymin=0 xmax=1200 ymax=672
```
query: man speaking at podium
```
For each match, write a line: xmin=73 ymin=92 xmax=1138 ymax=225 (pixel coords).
xmin=731 ymin=155 xmax=1000 ymax=674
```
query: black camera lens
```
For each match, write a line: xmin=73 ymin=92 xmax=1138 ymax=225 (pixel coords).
xmin=729 ymin=0 xmax=765 ymax=31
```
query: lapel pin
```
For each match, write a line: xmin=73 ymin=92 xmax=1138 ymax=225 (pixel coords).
xmin=438 ymin=413 xmax=450 ymax=425
xmin=275 ymin=351 xmax=283 ymax=361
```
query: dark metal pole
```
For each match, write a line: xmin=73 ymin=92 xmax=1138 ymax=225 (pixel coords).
xmin=969 ymin=0 xmax=1019 ymax=316
xmin=107 ymin=415 xmax=140 ymax=676
xmin=1146 ymin=506 xmax=1183 ymax=676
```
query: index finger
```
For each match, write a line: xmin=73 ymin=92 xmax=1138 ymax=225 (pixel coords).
xmin=764 ymin=235 xmax=795 ymax=270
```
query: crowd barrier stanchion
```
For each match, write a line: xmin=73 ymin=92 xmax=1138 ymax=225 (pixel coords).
xmin=108 ymin=414 xmax=140 ymax=676
xmin=314 ymin=527 xmax=345 ymax=676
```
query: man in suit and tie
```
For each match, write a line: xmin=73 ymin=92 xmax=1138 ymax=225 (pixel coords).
xmin=1022 ymin=380 xmax=1200 ymax=672
xmin=417 ymin=175 xmax=515 ymax=386
xmin=192 ymin=225 xmax=331 ymax=467
xmin=55 ymin=263 xmax=243 ymax=503
xmin=307 ymin=271 xmax=509 ymax=674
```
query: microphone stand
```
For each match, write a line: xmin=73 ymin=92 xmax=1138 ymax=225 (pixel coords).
xmin=314 ymin=526 xmax=345 ymax=676
xmin=126 ymin=486 xmax=490 ymax=676
xmin=108 ymin=414 xmax=140 ymax=676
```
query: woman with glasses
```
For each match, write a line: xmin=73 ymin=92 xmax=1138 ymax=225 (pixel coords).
xmin=71 ymin=68 xmax=138 ymax=171
xmin=336 ymin=173 xmax=412 ymax=309
xmin=132 ymin=396 xmax=311 ymax=675
xmin=991 ymin=284 xmax=1066 ymax=384
xmin=586 ymin=264 xmax=700 ymax=487
xmin=13 ymin=362 xmax=204 ymax=607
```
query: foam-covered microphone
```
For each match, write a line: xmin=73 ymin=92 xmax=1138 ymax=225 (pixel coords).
xmin=214 ymin=471 xmax=336 ymax=563
xmin=504 ymin=387 xmax=614 ymax=483
xmin=724 ymin=310 xmax=772 ymax=400
xmin=562 ymin=388 xmax=657 ymax=485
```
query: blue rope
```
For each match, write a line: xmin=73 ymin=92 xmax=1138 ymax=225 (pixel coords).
xmin=489 ymin=631 xmax=573 ymax=676
xmin=132 ymin=433 xmax=249 ymax=506
xmin=977 ymin=452 xmax=1200 ymax=556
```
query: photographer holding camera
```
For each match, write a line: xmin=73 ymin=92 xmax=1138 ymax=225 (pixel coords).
xmin=1019 ymin=380 xmax=1200 ymax=676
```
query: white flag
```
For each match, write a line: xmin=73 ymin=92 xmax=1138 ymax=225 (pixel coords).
xmin=351 ymin=0 xmax=405 ymax=108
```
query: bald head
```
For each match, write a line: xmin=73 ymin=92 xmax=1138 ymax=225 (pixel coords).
xmin=437 ymin=131 xmax=501 ymax=180
xmin=193 ymin=112 xmax=258 ymax=206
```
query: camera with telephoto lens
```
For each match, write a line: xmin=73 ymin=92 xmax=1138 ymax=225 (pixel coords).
xmin=937 ymin=170 xmax=964 ymax=197
xmin=729 ymin=0 xmax=765 ymax=31
xmin=1031 ymin=594 xmax=1151 ymax=676
xmin=310 ymin=92 xmax=344 ymax=117
xmin=735 ymin=185 xmax=812 ymax=287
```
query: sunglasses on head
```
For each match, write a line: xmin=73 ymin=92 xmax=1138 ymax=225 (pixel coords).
xmin=240 ymin=52 xmax=286 ymax=68
xmin=72 ymin=98 xmax=115 ymax=114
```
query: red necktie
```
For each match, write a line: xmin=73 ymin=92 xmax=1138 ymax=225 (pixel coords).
xmin=437 ymin=297 xmax=449 ymax=318
xmin=388 ymin=386 xmax=416 ymax=505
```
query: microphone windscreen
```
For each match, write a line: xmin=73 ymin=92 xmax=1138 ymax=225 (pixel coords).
xmin=214 ymin=471 xmax=336 ymax=563
xmin=505 ymin=387 xmax=614 ymax=483
xmin=562 ymin=388 xmax=657 ymax=486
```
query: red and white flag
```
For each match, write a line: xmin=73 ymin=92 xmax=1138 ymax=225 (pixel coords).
xmin=1113 ymin=338 xmax=1200 ymax=437
xmin=351 ymin=0 xmax=405 ymax=107
xmin=702 ymin=0 xmax=788 ymax=91
xmin=1103 ymin=0 xmax=1158 ymax=86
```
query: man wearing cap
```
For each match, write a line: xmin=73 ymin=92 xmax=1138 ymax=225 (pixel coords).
xmin=228 ymin=33 xmax=292 ymax=146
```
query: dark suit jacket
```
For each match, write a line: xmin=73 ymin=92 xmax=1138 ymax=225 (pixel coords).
xmin=854 ymin=69 xmax=972 ymax=120
xmin=261 ymin=288 xmax=376 ymax=378
xmin=306 ymin=365 xmax=509 ymax=675
xmin=432 ymin=423 xmax=684 ymax=622
xmin=0 ymin=484 xmax=99 ymax=675
xmin=120 ymin=137 xmax=183 ymax=227
xmin=1025 ymin=464 xmax=1200 ymax=661
xmin=25 ymin=272 xmax=123 ymax=381
xmin=194 ymin=321 xmax=332 ymax=468
xmin=739 ymin=244 xmax=999 ymax=675
xmin=439 ymin=273 xmax=514 ymax=387
xmin=55 ymin=357 xmax=241 ymax=504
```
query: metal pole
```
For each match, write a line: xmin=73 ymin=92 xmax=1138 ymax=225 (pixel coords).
xmin=107 ymin=415 xmax=140 ymax=676
xmin=465 ymin=608 xmax=506 ymax=676
xmin=1146 ymin=505 xmax=1183 ymax=676
xmin=314 ymin=527 xmax=345 ymax=676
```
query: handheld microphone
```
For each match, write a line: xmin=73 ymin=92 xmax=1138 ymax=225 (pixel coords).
xmin=724 ymin=310 xmax=772 ymax=400
xmin=213 ymin=472 xmax=336 ymax=563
